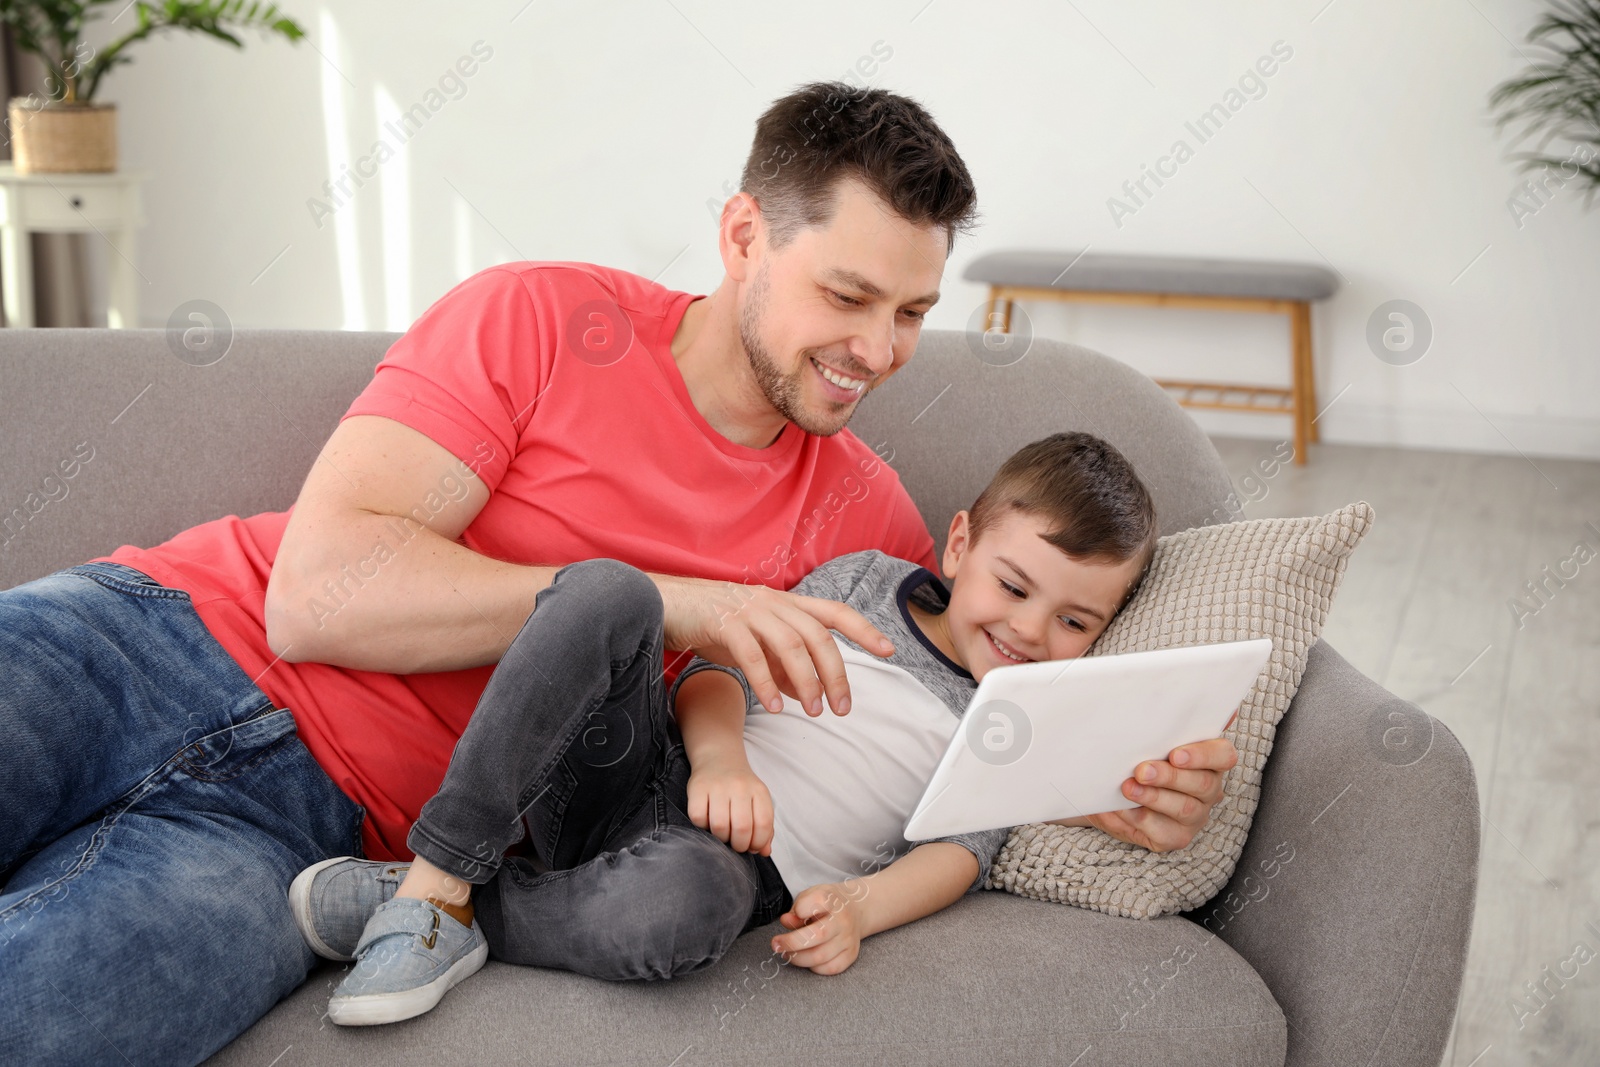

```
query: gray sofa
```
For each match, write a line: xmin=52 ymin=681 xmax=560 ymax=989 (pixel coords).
xmin=0 ymin=325 xmax=1479 ymax=1067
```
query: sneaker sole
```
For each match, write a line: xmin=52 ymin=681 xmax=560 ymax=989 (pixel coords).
xmin=289 ymin=856 xmax=361 ymax=962
xmin=326 ymin=940 xmax=490 ymax=1026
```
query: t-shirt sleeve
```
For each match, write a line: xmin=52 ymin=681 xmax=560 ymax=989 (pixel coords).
xmin=785 ymin=552 xmax=858 ymax=602
xmin=920 ymin=825 xmax=1011 ymax=894
xmin=338 ymin=267 xmax=548 ymax=495
xmin=667 ymin=656 xmax=759 ymax=718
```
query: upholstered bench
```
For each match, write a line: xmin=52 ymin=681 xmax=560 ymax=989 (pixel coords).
xmin=963 ymin=250 xmax=1341 ymax=464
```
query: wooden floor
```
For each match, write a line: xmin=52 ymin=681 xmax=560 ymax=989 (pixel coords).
xmin=1208 ymin=436 xmax=1600 ymax=1067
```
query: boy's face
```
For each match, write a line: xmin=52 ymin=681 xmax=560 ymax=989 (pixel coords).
xmin=733 ymin=175 xmax=946 ymax=437
xmin=937 ymin=508 xmax=1145 ymax=682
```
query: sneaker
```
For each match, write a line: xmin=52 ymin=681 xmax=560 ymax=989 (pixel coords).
xmin=326 ymin=896 xmax=489 ymax=1027
xmin=289 ymin=857 xmax=410 ymax=962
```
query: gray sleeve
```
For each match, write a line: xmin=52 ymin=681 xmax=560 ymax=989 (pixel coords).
xmin=786 ymin=553 xmax=861 ymax=601
xmin=667 ymin=657 xmax=759 ymax=718
xmin=920 ymin=826 xmax=1011 ymax=894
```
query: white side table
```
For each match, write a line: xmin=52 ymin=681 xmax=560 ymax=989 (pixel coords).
xmin=0 ymin=162 xmax=149 ymax=328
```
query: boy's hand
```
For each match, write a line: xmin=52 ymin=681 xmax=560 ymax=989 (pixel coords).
xmin=771 ymin=882 xmax=867 ymax=975
xmin=685 ymin=755 xmax=774 ymax=856
xmin=1090 ymin=730 xmax=1240 ymax=853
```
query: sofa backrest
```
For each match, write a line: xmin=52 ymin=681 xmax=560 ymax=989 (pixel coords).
xmin=845 ymin=328 xmax=1235 ymax=562
xmin=0 ymin=327 xmax=1234 ymax=590
xmin=0 ymin=328 xmax=397 ymax=591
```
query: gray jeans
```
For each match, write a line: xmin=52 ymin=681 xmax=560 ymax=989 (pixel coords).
xmin=407 ymin=558 xmax=792 ymax=982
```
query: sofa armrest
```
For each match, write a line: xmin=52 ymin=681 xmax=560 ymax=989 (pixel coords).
xmin=1179 ymin=640 xmax=1480 ymax=1067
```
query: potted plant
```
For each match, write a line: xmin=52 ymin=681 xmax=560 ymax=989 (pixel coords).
xmin=0 ymin=0 xmax=305 ymax=173
xmin=1489 ymin=0 xmax=1600 ymax=210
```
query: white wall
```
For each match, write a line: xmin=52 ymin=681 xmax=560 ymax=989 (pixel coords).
xmin=82 ymin=0 xmax=1600 ymax=458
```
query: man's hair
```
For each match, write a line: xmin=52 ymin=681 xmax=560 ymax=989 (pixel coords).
xmin=739 ymin=81 xmax=979 ymax=255
xmin=966 ymin=432 xmax=1160 ymax=609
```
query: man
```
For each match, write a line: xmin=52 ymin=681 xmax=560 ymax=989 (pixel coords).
xmin=0 ymin=81 xmax=1237 ymax=1065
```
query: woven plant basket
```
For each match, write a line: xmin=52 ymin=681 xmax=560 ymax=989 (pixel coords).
xmin=6 ymin=98 xmax=118 ymax=173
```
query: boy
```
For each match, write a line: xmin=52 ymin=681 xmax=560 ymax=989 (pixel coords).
xmin=288 ymin=431 xmax=1158 ymax=1024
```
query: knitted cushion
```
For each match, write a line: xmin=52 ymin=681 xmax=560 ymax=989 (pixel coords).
xmin=983 ymin=501 xmax=1375 ymax=918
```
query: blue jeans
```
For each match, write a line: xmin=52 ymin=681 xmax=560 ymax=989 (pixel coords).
xmin=407 ymin=557 xmax=793 ymax=982
xmin=0 ymin=561 xmax=366 ymax=1067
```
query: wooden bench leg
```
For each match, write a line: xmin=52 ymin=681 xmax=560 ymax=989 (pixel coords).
xmin=986 ymin=287 xmax=1015 ymax=334
xmin=1289 ymin=302 xmax=1314 ymax=465
xmin=1298 ymin=301 xmax=1320 ymax=446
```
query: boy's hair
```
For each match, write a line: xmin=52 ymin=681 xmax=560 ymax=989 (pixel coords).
xmin=739 ymin=81 xmax=979 ymax=256
xmin=966 ymin=432 xmax=1159 ymax=610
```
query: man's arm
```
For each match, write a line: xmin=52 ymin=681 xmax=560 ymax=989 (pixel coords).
xmin=267 ymin=415 xmax=899 ymax=722
xmin=265 ymin=415 xmax=551 ymax=673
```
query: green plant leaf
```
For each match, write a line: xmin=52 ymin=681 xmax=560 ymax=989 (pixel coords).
xmin=6 ymin=0 xmax=307 ymax=101
xmin=1489 ymin=0 xmax=1600 ymax=193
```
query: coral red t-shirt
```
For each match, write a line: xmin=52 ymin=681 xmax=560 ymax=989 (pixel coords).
xmin=91 ymin=261 xmax=937 ymax=860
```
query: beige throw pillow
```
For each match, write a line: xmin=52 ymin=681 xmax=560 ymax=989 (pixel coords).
xmin=984 ymin=501 xmax=1375 ymax=919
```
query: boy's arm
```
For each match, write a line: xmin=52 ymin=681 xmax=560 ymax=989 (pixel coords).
xmin=771 ymin=842 xmax=978 ymax=974
xmin=672 ymin=663 xmax=778 ymax=856
xmin=849 ymin=841 xmax=979 ymax=938
xmin=672 ymin=666 xmax=751 ymax=768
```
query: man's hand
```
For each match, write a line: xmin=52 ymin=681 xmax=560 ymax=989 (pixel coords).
xmin=653 ymin=574 xmax=895 ymax=719
xmin=685 ymin=755 xmax=774 ymax=856
xmin=770 ymin=882 xmax=868 ymax=976
xmin=1085 ymin=729 xmax=1241 ymax=853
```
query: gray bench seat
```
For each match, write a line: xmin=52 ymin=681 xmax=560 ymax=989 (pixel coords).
xmin=963 ymin=249 xmax=1340 ymax=301
xmin=962 ymin=248 xmax=1343 ymax=463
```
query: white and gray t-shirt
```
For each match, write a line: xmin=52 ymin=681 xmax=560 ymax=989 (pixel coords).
xmin=666 ymin=549 xmax=1010 ymax=899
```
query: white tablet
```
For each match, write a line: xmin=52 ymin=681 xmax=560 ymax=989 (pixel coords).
xmin=903 ymin=638 xmax=1273 ymax=840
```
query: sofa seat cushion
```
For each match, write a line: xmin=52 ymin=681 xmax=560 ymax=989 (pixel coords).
xmin=204 ymin=892 xmax=1285 ymax=1066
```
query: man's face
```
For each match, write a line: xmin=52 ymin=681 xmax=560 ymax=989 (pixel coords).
xmin=737 ymin=177 xmax=947 ymax=437
xmin=941 ymin=508 xmax=1144 ymax=683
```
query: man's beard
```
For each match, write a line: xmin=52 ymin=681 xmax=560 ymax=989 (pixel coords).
xmin=738 ymin=262 xmax=864 ymax=438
